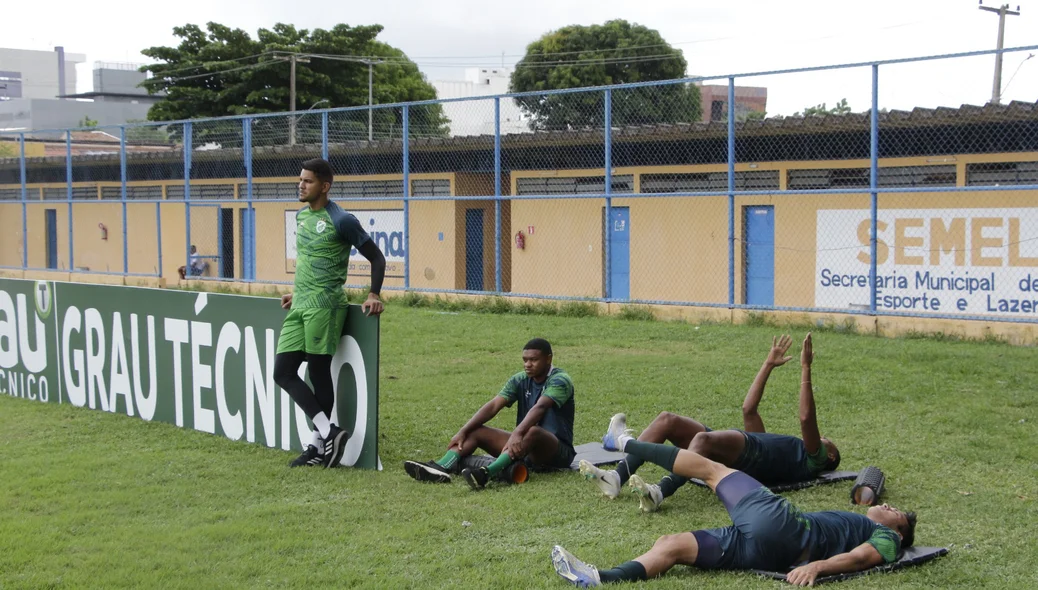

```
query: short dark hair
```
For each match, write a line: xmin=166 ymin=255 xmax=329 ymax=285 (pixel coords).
xmin=523 ymin=338 xmax=552 ymax=356
xmin=824 ymin=442 xmax=841 ymax=471
xmin=302 ymin=158 xmax=333 ymax=185
xmin=901 ymin=512 xmax=917 ymax=548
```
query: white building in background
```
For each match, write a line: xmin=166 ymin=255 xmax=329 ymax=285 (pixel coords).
xmin=431 ymin=68 xmax=528 ymax=137
xmin=0 ymin=47 xmax=85 ymax=100
xmin=0 ymin=54 xmax=161 ymax=132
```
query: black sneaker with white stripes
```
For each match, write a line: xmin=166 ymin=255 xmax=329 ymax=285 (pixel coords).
xmin=323 ymin=424 xmax=349 ymax=468
xmin=403 ymin=460 xmax=453 ymax=483
xmin=290 ymin=444 xmax=324 ymax=467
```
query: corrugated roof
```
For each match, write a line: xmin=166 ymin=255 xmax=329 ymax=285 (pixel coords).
xmin=3 ymin=99 xmax=1036 ymax=166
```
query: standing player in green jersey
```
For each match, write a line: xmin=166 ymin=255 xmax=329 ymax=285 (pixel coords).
xmin=403 ymin=338 xmax=576 ymax=490
xmin=275 ymin=158 xmax=386 ymax=468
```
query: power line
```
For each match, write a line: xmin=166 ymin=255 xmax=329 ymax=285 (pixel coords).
xmin=141 ymin=59 xmax=279 ymax=85
xmin=141 ymin=51 xmax=282 ymax=77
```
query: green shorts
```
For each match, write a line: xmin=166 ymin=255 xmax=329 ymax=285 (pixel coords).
xmin=276 ymin=307 xmax=347 ymax=356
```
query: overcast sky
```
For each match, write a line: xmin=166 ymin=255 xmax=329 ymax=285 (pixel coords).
xmin=5 ymin=0 xmax=1037 ymax=116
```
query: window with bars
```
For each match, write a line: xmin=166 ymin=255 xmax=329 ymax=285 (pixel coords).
xmin=966 ymin=161 xmax=1038 ymax=186
xmin=641 ymin=170 xmax=780 ymax=193
xmin=336 ymin=180 xmax=404 ymax=198
xmin=163 ymin=184 xmax=234 ymax=200
xmin=787 ymin=165 xmax=956 ymax=189
xmin=516 ymin=175 xmax=634 ymax=195
xmin=411 ymin=179 xmax=451 ymax=196
xmin=0 ymin=188 xmax=21 ymax=200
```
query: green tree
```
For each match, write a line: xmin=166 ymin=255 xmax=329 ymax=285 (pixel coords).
xmin=78 ymin=116 xmax=98 ymax=128
xmin=139 ymin=22 xmax=448 ymax=145
xmin=795 ymin=98 xmax=851 ymax=117
xmin=509 ymin=19 xmax=701 ymax=131
xmin=0 ymin=142 xmax=16 ymax=158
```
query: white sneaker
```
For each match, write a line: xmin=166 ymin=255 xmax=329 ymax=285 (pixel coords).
xmin=601 ymin=413 xmax=633 ymax=451
xmin=578 ymin=459 xmax=622 ymax=499
xmin=629 ymin=474 xmax=664 ymax=513
xmin=551 ymin=545 xmax=602 ymax=587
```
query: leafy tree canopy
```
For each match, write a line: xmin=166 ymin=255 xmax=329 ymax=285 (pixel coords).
xmin=509 ymin=19 xmax=701 ymax=131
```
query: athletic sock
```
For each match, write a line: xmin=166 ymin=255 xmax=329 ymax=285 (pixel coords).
xmin=435 ymin=450 xmax=461 ymax=470
xmin=623 ymin=441 xmax=679 ymax=473
xmin=486 ymin=453 xmax=514 ymax=477
xmin=598 ymin=561 xmax=648 ymax=583
xmin=616 ymin=432 xmax=635 ymax=452
xmin=312 ymin=413 xmax=331 ymax=439
xmin=658 ymin=473 xmax=689 ymax=498
xmin=310 ymin=429 xmax=324 ymax=455
xmin=615 ymin=455 xmax=645 ymax=486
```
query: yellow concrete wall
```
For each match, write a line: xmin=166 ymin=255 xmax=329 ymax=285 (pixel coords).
xmin=411 ymin=199 xmax=457 ymax=290
xmin=6 ymin=151 xmax=1037 ymax=307
xmin=613 ymin=196 xmax=729 ymax=304
xmin=159 ymin=203 xmax=187 ymax=280
xmin=0 ymin=203 xmax=25 ymax=267
xmin=69 ymin=203 xmax=124 ymax=273
xmin=509 ymin=197 xmax=604 ymax=298
xmin=125 ymin=203 xmax=162 ymax=275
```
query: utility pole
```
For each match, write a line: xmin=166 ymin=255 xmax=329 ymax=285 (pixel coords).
xmin=978 ymin=2 xmax=1021 ymax=105
xmin=276 ymin=53 xmax=310 ymax=145
xmin=368 ymin=60 xmax=374 ymax=141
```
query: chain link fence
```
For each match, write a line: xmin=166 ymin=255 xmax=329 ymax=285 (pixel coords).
xmin=2 ymin=46 xmax=1037 ymax=324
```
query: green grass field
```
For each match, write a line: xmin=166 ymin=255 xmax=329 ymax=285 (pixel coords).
xmin=2 ymin=305 xmax=1036 ymax=589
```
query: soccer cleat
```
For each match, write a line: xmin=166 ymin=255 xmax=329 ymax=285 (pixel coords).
xmin=323 ymin=424 xmax=349 ymax=468
xmin=551 ymin=545 xmax=601 ymax=587
xmin=289 ymin=444 xmax=324 ymax=467
xmin=628 ymin=474 xmax=664 ymax=513
xmin=601 ymin=413 xmax=633 ymax=452
xmin=578 ymin=460 xmax=622 ymax=499
xmin=462 ymin=466 xmax=490 ymax=490
xmin=403 ymin=460 xmax=453 ymax=483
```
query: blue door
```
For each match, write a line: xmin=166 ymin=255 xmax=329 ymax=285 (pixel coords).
xmin=744 ymin=205 xmax=775 ymax=306
xmin=608 ymin=207 xmax=630 ymax=300
xmin=465 ymin=208 xmax=484 ymax=291
xmin=45 ymin=209 xmax=57 ymax=270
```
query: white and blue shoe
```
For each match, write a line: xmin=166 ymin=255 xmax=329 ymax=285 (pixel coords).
xmin=552 ymin=545 xmax=602 ymax=587
xmin=601 ymin=413 xmax=632 ymax=452
xmin=578 ymin=460 xmax=622 ymax=499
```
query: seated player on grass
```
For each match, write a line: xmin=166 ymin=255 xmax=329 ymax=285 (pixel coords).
xmin=553 ymin=436 xmax=916 ymax=587
xmin=403 ymin=338 xmax=575 ymax=490
xmin=581 ymin=333 xmax=840 ymax=512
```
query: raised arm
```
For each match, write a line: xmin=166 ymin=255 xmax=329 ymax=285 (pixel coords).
xmin=798 ymin=332 xmax=823 ymax=454
xmin=742 ymin=334 xmax=793 ymax=433
xmin=786 ymin=542 xmax=885 ymax=586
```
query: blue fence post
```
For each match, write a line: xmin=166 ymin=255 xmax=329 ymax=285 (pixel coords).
xmin=66 ymin=131 xmax=74 ymax=271
xmin=120 ymin=126 xmax=128 ymax=275
xmin=494 ymin=97 xmax=502 ymax=294
xmin=402 ymin=105 xmax=410 ymax=291
xmin=321 ymin=111 xmax=329 ymax=161
xmin=604 ymin=88 xmax=612 ymax=300
xmin=869 ymin=64 xmax=880 ymax=313
xmin=244 ymin=117 xmax=254 ymax=281
xmin=728 ymin=77 xmax=736 ymax=307
xmin=19 ymin=133 xmax=27 ymax=269
xmin=184 ymin=122 xmax=192 ymax=277
xmin=156 ymin=202 xmax=163 ymax=278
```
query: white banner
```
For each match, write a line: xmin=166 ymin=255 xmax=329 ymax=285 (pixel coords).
xmin=816 ymin=208 xmax=1038 ymax=317
xmin=285 ymin=209 xmax=405 ymax=277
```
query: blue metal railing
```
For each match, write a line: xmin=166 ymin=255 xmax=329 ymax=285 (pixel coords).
xmin=1 ymin=45 xmax=1037 ymax=326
